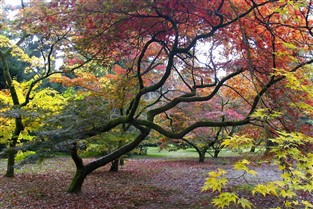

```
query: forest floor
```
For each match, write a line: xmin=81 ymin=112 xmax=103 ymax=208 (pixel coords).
xmin=0 ymin=155 xmax=310 ymax=208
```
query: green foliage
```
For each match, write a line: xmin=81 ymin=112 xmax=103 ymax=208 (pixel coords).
xmin=15 ymin=150 xmax=36 ymax=162
xmin=79 ymin=132 xmax=136 ymax=158
xmin=80 ymin=143 xmax=107 ymax=158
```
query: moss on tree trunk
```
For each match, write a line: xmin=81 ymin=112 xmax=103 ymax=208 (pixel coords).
xmin=67 ymin=168 xmax=87 ymax=193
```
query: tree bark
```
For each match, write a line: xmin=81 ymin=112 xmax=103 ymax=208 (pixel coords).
xmin=5 ymin=149 xmax=16 ymax=177
xmin=213 ymin=149 xmax=220 ymax=158
xmin=67 ymin=167 xmax=87 ymax=193
xmin=250 ymin=146 xmax=256 ymax=152
xmin=67 ymin=129 xmax=149 ymax=193
xmin=180 ymin=138 xmax=207 ymax=162
xmin=199 ymin=151 xmax=206 ymax=162
xmin=109 ymin=159 xmax=119 ymax=172
xmin=67 ymin=142 xmax=86 ymax=193
xmin=5 ymin=117 xmax=24 ymax=177
xmin=119 ymin=156 xmax=125 ymax=166
xmin=1 ymin=54 xmax=24 ymax=177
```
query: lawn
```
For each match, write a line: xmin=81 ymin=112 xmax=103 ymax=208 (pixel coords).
xmin=132 ymin=146 xmax=241 ymax=159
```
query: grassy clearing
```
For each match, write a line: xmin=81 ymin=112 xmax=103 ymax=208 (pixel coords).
xmin=130 ymin=146 xmax=242 ymax=159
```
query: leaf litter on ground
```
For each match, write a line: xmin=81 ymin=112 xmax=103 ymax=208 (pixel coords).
xmin=0 ymin=156 xmax=310 ymax=208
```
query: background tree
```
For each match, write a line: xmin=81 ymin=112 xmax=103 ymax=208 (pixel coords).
xmin=0 ymin=0 xmax=81 ymax=176
xmin=160 ymin=94 xmax=244 ymax=161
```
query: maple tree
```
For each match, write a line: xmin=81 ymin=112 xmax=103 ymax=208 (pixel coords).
xmin=0 ymin=0 xmax=83 ymax=177
xmin=12 ymin=0 xmax=313 ymax=194
xmin=159 ymin=94 xmax=244 ymax=161
xmin=43 ymin=71 xmax=138 ymax=171
xmin=0 ymin=32 xmax=69 ymax=177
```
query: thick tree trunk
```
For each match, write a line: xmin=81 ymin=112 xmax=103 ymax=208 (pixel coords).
xmin=67 ymin=130 xmax=149 ymax=193
xmin=199 ymin=152 xmax=206 ymax=162
xmin=67 ymin=142 xmax=86 ymax=193
xmin=109 ymin=159 xmax=119 ymax=172
xmin=67 ymin=167 xmax=87 ymax=193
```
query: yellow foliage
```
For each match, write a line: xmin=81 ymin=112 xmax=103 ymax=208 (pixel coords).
xmin=237 ymin=197 xmax=253 ymax=209
xmin=302 ymin=200 xmax=313 ymax=209
xmin=279 ymin=189 xmax=297 ymax=199
xmin=202 ymin=169 xmax=228 ymax=193
xmin=211 ymin=192 xmax=238 ymax=209
xmin=222 ymin=134 xmax=254 ymax=149
xmin=250 ymin=108 xmax=282 ymax=121
xmin=0 ymin=35 xmax=34 ymax=64
xmin=0 ymin=80 xmax=67 ymax=144
xmin=0 ymin=35 xmax=11 ymax=48
xmin=204 ymin=129 xmax=313 ymax=208
xmin=252 ymin=183 xmax=278 ymax=196
xmin=233 ymin=159 xmax=257 ymax=176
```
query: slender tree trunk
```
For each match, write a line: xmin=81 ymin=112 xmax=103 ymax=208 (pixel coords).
xmin=250 ymin=146 xmax=256 ymax=152
xmin=5 ymin=117 xmax=23 ymax=177
xmin=119 ymin=156 xmax=125 ymax=166
xmin=265 ymin=139 xmax=275 ymax=153
xmin=1 ymin=55 xmax=24 ymax=177
xmin=5 ymin=135 xmax=18 ymax=177
xmin=5 ymin=149 xmax=16 ymax=177
xmin=213 ymin=149 xmax=220 ymax=158
xmin=264 ymin=122 xmax=274 ymax=153
xmin=67 ymin=130 xmax=149 ymax=193
xmin=180 ymin=138 xmax=207 ymax=162
xmin=109 ymin=139 xmax=123 ymax=172
xmin=109 ymin=159 xmax=119 ymax=172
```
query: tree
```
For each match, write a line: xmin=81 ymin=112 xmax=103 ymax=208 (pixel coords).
xmin=159 ymin=94 xmax=244 ymax=161
xmin=0 ymin=0 xmax=80 ymax=176
xmin=0 ymin=33 xmax=70 ymax=176
xmin=20 ymin=0 xmax=313 ymax=193
xmin=45 ymin=69 xmax=138 ymax=172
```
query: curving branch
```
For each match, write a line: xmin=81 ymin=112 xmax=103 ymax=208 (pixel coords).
xmin=147 ymin=68 xmax=244 ymax=120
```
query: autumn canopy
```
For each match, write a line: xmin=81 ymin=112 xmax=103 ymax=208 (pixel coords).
xmin=0 ymin=1 xmax=313 ymax=202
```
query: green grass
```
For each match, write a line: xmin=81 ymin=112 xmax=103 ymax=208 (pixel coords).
xmin=146 ymin=147 xmax=200 ymax=158
xmin=130 ymin=146 xmax=243 ymax=159
xmin=0 ymin=157 xmax=75 ymax=176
